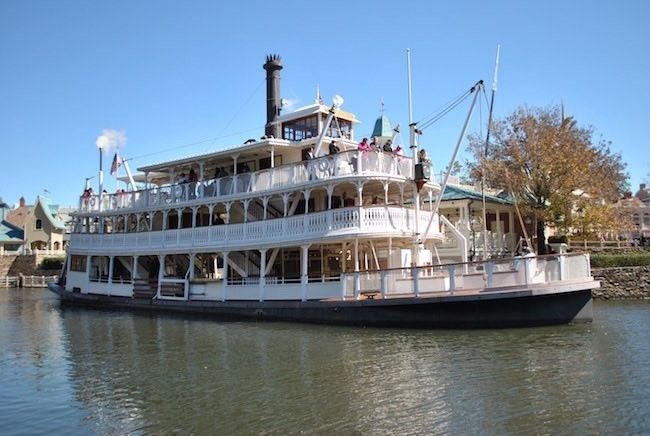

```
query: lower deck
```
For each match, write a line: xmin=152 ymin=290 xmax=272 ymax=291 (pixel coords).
xmin=63 ymin=250 xmax=598 ymax=304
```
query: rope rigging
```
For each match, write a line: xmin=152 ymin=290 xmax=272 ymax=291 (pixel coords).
xmin=417 ymin=81 xmax=483 ymax=132
xmin=123 ymin=77 xmax=266 ymax=165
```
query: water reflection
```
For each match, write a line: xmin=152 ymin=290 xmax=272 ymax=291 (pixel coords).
xmin=1 ymin=291 xmax=649 ymax=434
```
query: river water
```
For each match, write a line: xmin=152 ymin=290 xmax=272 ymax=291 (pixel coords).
xmin=0 ymin=289 xmax=648 ymax=435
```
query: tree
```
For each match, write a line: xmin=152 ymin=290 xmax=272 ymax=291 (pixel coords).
xmin=466 ymin=105 xmax=628 ymax=254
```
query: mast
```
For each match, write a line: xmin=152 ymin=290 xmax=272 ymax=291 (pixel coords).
xmin=407 ymin=49 xmax=422 ymax=266
xmin=481 ymin=45 xmax=500 ymax=259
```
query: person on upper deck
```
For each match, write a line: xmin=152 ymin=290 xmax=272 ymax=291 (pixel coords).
xmin=188 ymin=168 xmax=198 ymax=182
xmin=369 ymin=137 xmax=379 ymax=151
xmin=383 ymin=139 xmax=393 ymax=153
xmin=418 ymin=148 xmax=430 ymax=163
xmin=329 ymin=141 xmax=339 ymax=155
xmin=358 ymin=138 xmax=371 ymax=152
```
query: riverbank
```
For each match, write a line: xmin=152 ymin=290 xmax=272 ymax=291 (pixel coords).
xmin=592 ymin=266 xmax=650 ymax=299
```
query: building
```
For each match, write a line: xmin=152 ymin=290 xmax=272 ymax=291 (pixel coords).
xmin=0 ymin=199 xmax=25 ymax=254
xmin=614 ymin=184 xmax=650 ymax=240
xmin=5 ymin=196 xmax=69 ymax=253
xmin=437 ymin=183 xmax=528 ymax=260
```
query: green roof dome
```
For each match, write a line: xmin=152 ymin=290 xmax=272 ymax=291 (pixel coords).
xmin=371 ymin=114 xmax=393 ymax=138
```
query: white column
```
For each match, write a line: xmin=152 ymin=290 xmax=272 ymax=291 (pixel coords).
xmin=189 ymin=253 xmax=196 ymax=280
xmin=301 ymin=245 xmax=310 ymax=301
xmin=107 ymin=256 xmax=114 ymax=297
xmin=259 ymin=249 xmax=267 ymax=302
xmin=157 ymin=254 xmax=165 ymax=299
xmin=132 ymin=255 xmax=139 ymax=280
xmin=222 ymin=252 xmax=229 ymax=301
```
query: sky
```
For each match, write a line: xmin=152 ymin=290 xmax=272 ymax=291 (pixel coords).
xmin=1 ymin=0 xmax=649 ymax=208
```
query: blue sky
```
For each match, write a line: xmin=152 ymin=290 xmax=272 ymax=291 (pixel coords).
xmin=1 ymin=0 xmax=648 ymax=207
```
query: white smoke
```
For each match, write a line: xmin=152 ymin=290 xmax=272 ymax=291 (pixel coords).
xmin=95 ymin=129 xmax=127 ymax=154
xmin=281 ymin=98 xmax=298 ymax=112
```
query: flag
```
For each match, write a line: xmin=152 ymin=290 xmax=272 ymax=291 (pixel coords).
xmin=110 ymin=152 xmax=123 ymax=176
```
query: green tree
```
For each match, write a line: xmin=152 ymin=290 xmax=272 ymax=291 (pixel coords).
xmin=466 ymin=105 xmax=628 ymax=254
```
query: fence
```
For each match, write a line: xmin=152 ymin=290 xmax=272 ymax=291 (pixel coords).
xmin=0 ymin=275 xmax=58 ymax=288
xmin=568 ymin=240 xmax=634 ymax=250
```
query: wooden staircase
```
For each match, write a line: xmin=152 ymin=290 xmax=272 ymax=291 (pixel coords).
xmin=133 ymin=278 xmax=157 ymax=299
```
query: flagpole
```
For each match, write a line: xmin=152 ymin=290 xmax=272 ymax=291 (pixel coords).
xmin=481 ymin=44 xmax=500 ymax=259
xmin=97 ymin=144 xmax=104 ymax=212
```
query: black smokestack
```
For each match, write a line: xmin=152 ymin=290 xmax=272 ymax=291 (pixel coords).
xmin=263 ymin=54 xmax=283 ymax=138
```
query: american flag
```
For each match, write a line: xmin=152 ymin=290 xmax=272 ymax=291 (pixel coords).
xmin=110 ymin=152 xmax=123 ymax=176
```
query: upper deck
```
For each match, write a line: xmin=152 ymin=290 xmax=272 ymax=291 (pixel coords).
xmin=78 ymin=145 xmax=429 ymax=215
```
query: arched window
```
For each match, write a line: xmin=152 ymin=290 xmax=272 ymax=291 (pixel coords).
xmin=632 ymin=213 xmax=640 ymax=225
xmin=644 ymin=213 xmax=650 ymax=226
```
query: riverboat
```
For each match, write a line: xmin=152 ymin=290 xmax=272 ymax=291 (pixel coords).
xmin=49 ymin=55 xmax=598 ymax=328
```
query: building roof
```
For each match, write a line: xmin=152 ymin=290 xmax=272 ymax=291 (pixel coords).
xmin=36 ymin=196 xmax=67 ymax=230
xmin=371 ymin=114 xmax=393 ymax=138
xmin=0 ymin=219 xmax=24 ymax=243
xmin=441 ymin=185 xmax=513 ymax=205
xmin=5 ymin=201 xmax=31 ymax=228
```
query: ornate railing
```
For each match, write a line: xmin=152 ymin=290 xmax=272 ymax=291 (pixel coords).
xmin=78 ymin=150 xmax=416 ymax=213
xmin=69 ymin=206 xmax=440 ymax=252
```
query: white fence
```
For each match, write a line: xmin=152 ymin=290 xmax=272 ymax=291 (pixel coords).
xmin=340 ymin=253 xmax=592 ymax=299
xmin=0 ymin=275 xmax=58 ymax=288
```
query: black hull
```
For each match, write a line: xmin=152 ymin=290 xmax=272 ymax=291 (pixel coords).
xmin=49 ymin=284 xmax=593 ymax=329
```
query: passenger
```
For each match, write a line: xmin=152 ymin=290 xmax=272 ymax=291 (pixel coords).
xmin=305 ymin=147 xmax=316 ymax=180
xmin=369 ymin=137 xmax=379 ymax=151
xmin=393 ymin=145 xmax=404 ymax=158
xmin=383 ymin=139 xmax=393 ymax=153
xmin=188 ymin=168 xmax=198 ymax=199
xmin=328 ymin=141 xmax=339 ymax=175
xmin=418 ymin=148 xmax=430 ymax=163
xmin=357 ymin=137 xmax=371 ymax=152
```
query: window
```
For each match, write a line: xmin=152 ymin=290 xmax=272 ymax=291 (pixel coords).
xmin=282 ymin=116 xmax=318 ymax=141
xmin=70 ymin=255 xmax=87 ymax=272
xmin=326 ymin=117 xmax=352 ymax=139
xmin=644 ymin=213 xmax=650 ymax=226
xmin=35 ymin=219 xmax=43 ymax=230
xmin=632 ymin=213 xmax=640 ymax=225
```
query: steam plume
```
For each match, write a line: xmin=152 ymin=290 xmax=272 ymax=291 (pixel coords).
xmin=96 ymin=129 xmax=127 ymax=154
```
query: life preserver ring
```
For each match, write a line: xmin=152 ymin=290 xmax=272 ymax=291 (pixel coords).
xmin=318 ymin=158 xmax=330 ymax=172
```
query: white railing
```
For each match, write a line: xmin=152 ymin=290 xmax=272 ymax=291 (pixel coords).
xmin=78 ymin=151 xmax=416 ymax=213
xmin=0 ymin=275 xmax=58 ymax=287
xmin=70 ymin=206 xmax=440 ymax=252
xmin=340 ymin=253 xmax=593 ymax=299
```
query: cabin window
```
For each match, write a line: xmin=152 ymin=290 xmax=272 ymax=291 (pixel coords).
xmin=259 ymin=155 xmax=282 ymax=170
xmin=282 ymin=116 xmax=318 ymax=141
xmin=35 ymin=219 xmax=43 ymax=230
xmin=89 ymin=256 xmax=110 ymax=282
xmin=112 ymin=256 xmax=133 ymax=283
xmin=70 ymin=256 xmax=87 ymax=272
xmin=325 ymin=117 xmax=352 ymax=139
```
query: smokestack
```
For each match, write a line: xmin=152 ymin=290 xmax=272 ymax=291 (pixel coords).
xmin=263 ymin=54 xmax=283 ymax=138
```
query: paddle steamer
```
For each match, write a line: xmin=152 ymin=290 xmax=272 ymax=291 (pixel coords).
xmin=49 ymin=55 xmax=598 ymax=327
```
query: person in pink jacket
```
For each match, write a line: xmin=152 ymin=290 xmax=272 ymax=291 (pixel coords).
xmin=357 ymin=137 xmax=371 ymax=152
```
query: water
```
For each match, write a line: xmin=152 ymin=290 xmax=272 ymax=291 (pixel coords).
xmin=1 ymin=290 xmax=649 ymax=435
